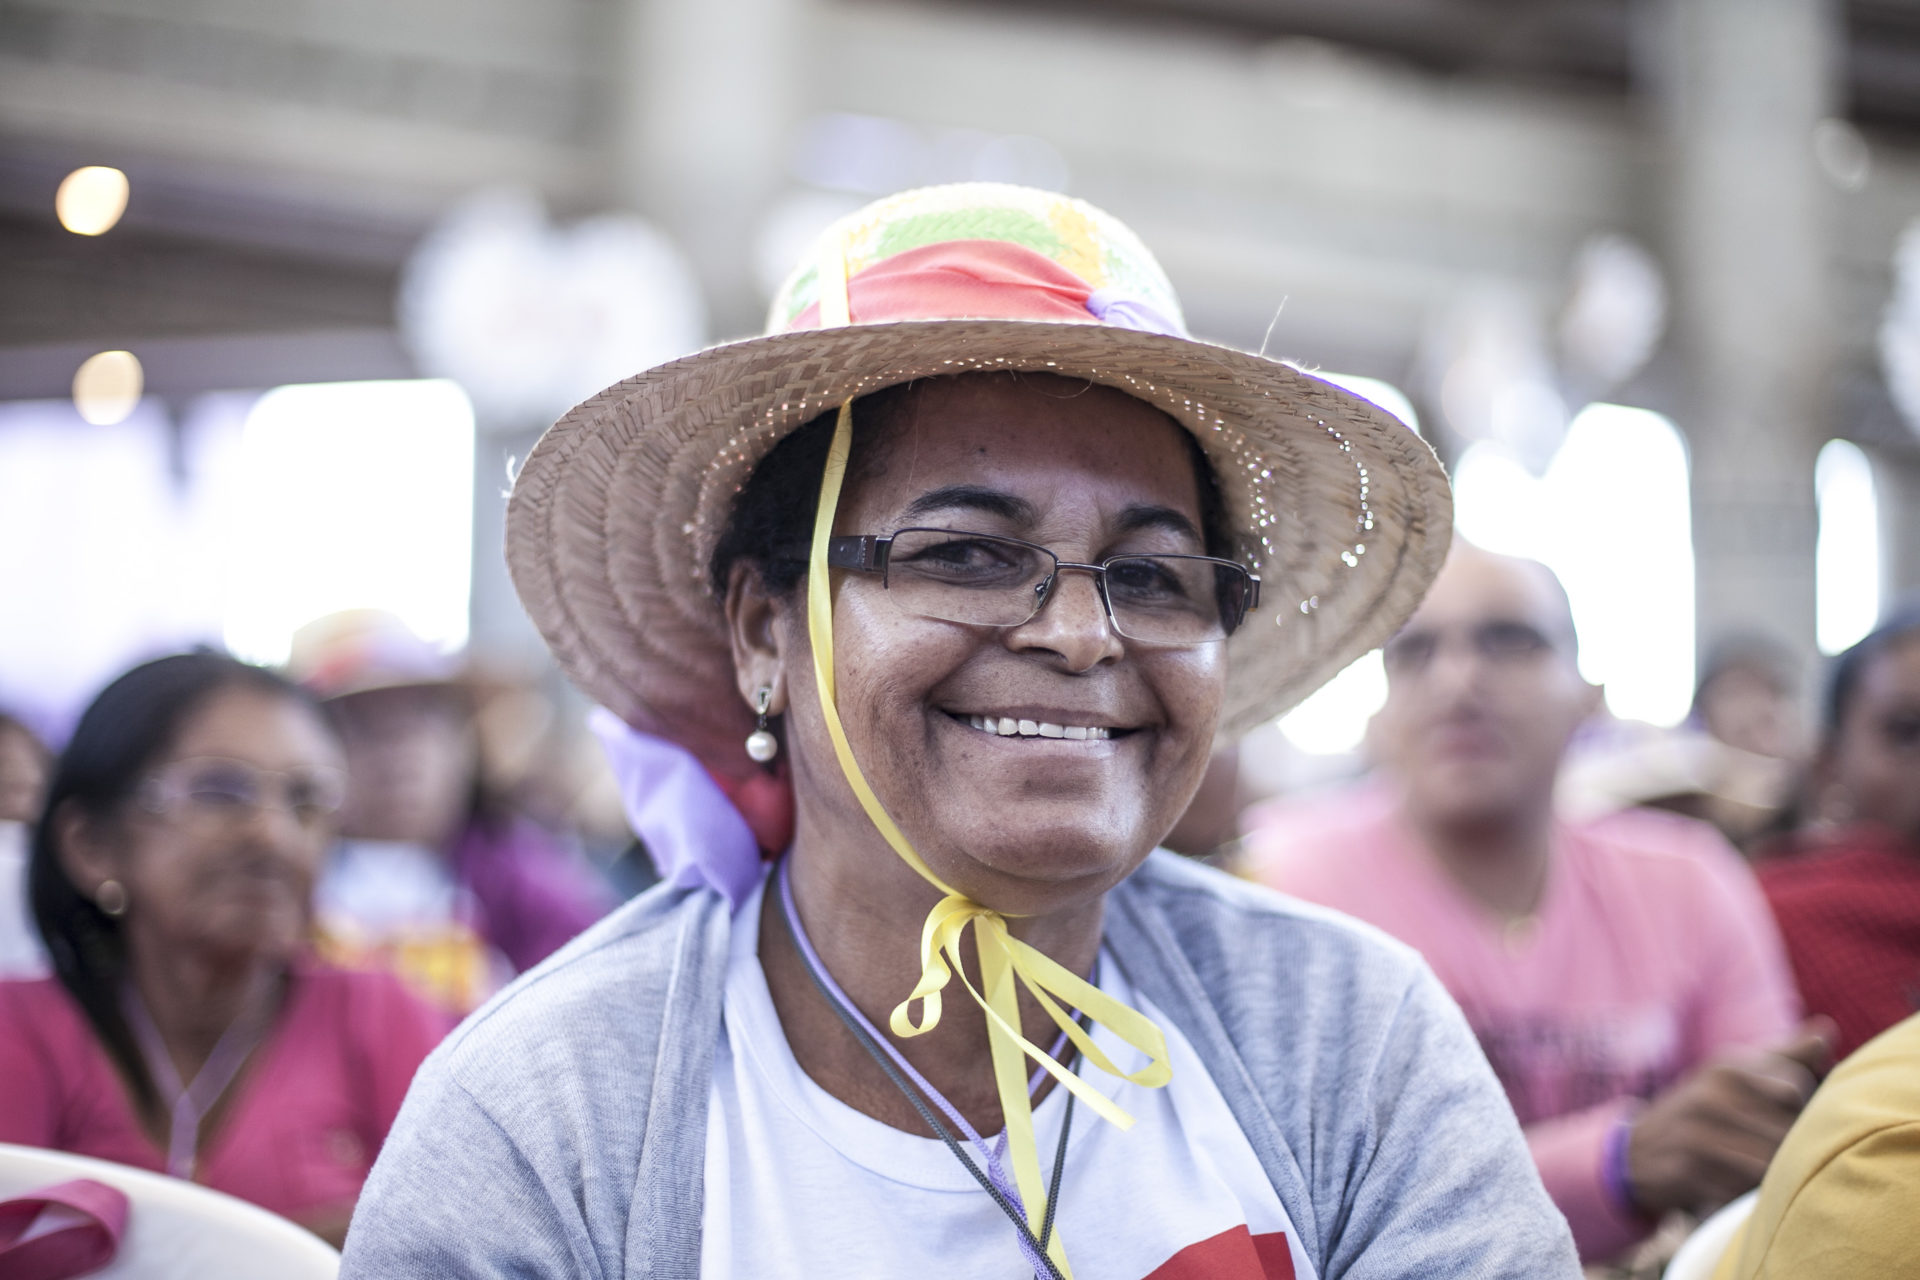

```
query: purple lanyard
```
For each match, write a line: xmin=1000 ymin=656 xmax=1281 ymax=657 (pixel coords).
xmin=774 ymin=858 xmax=1080 ymax=1268
xmin=123 ymin=980 xmax=275 ymax=1179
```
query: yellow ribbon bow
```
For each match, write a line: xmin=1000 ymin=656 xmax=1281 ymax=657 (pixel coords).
xmin=801 ymin=238 xmax=1174 ymax=1279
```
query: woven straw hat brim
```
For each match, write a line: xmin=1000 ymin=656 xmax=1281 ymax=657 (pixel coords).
xmin=505 ymin=319 xmax=1452 ymax=774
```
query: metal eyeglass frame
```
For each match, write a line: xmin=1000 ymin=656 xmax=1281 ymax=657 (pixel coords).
xmin=135 ymin=757 xmax=348 ymax=826
xmin=792 ymin=527 xmax=1261 ymax=643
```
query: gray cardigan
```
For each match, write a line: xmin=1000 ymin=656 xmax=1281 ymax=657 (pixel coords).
xmin=341 ymin=853 xmax=1579 ymax=1277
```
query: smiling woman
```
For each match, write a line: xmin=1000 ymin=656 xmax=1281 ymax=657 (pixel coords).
xmin=0 ymin=653 xmax=450 ymax=1247
xmin=343 ymin=183 xmax=1579 ymax=1279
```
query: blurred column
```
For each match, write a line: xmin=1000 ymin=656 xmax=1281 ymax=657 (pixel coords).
xmin=611 ymin=0 xmax=806 ymax=340
xmin=1648 ymin=0 xmax=1839 ymax=660
xmin=1874 ymin=449 xmax=1920 ymax=601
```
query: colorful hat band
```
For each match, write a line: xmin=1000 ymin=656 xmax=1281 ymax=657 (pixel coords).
xmin=783 ymin=239 xmax=1183 ymax=338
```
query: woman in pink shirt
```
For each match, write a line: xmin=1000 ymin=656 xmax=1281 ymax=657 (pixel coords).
xmin=0 ymin=652 xmax=449 ymax=1245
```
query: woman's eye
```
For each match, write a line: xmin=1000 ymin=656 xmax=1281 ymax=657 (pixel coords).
xmin=901 ymin=539 xmax=1025 ymax=579
xmin=1881 ymin=714 xmax=1920 ymax=749
xmin=189 ymin=783 xmax=253 ymax=807
xmin=924 ymin=539 xmax=998 ymax=562
xmin=1107 ymin=559 xmax=1184 ymax=597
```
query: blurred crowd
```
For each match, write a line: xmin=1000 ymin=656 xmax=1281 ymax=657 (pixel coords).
xmin=0 ymin=610 xmax=637 ymax=1247
xmin=2 ymin=555 xmax=1917 ymax=1269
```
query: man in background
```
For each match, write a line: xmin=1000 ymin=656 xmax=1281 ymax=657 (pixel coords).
xmin=1247 ymin=544 xmax=1827 ymax=1264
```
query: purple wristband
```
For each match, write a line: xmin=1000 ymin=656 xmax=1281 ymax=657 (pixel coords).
xmin=1602 ymin=1112 xmax=1641 ymax=1216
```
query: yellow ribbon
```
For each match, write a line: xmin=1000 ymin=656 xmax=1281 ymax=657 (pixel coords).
xmin=802 ymin=235 xmax=1173 ymax=1278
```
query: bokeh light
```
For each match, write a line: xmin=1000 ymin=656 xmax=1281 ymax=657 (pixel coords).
xmin=221 ymin=380 xmax=474 ymax=666
xmin=1278 ymin=650 xmax=1387 ymax=755
xmin=1454 ymin=403 xmax=1695 ymax=725
xmin=1815 ymin=438 xmax=1880 ymax=654
xmin=71 ymin=350 xmax=143 ymax=425
xmin=55 ymin=165 xmax=130 ymax=236
xmin=1314 ymin=372 xmax=1420 ymax=435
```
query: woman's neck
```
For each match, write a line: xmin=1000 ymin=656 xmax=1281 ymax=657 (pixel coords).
xmin=124 ymin=927 xmax=284 ymax=1083
xmin=758 ymin=837 xmax=1105 ymax=1137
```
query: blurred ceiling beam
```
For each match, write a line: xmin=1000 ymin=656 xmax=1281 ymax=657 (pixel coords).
xmin=0 ymin=0 xmax=1911 ymax=429
xmin=924 ymin=0 xmax=1920 ymax=137
xmin=0 ymin=329 xmax=413 ymax=403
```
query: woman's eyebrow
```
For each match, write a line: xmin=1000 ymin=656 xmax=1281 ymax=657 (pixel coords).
xmin=1115 ymin=504 xmax=1202 ymax=542
xmin=899 ymin=485 xmax=1035 ymax=524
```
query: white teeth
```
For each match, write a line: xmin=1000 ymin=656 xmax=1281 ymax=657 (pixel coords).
xmin=962 ymin=715 xmax=1113 ymax=741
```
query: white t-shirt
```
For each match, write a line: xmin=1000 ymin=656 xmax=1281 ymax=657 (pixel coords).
xmin=314 ymin=839 xmax=513 ymax=1010
xmin=702 ymin=876 xmax=1315 ymax=1279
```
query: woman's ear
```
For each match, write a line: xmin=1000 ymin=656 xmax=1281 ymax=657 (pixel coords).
xmin=53 ymin=800 xmax=121 ymax=899
xmin=723 ymin=560 xmax=793 ymax=715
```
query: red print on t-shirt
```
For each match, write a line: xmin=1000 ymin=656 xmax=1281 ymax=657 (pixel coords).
xmin=1141 ymin=1226 xmax=1295 ymax=1279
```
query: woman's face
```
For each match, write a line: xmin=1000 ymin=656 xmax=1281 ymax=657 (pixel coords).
xmin=1830 ymin=634 xmax=1920 ymax=840
xmin=328 ymin=685 xmax=476 ymax=847
xmin=66 ymin=685 xmax=345 ymax=965
xmin=1700 ymin=662 xmax=1802 ymax=760
xmin=765 ymin=374 xmax=1228 ymax=914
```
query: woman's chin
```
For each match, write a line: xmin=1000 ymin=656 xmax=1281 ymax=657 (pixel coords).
xmin=194 ymin=908 xmax=309 ymax=966
xmin=931 ymin=820 xmax=1149 ymax=909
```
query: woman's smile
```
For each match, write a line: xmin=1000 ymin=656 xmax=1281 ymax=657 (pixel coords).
xmin=949 ymin=711 xmax=1127 ymax=741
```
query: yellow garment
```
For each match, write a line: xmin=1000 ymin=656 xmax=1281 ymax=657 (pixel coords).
xmin=1713 ymin=1012 xmax=1920 ymax=1279
xmin=312 ymin=921 xmax=498 ymax=1015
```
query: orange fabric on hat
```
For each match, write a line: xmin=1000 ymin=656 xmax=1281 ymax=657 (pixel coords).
xmin=784 ymin=240 xmax=1099 ymax=331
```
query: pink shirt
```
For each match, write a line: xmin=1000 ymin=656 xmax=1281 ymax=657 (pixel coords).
xmin=0 ymin=962 xmax=449 ymax=1229
xmin=1245 ymin=783 xmax=1798 ymax=1263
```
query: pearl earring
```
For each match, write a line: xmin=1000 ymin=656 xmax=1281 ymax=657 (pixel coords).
xmin=745 ymin=686 xmax=779 ymax=763
xmin=95 ymin=879 xmax=128 ymax=917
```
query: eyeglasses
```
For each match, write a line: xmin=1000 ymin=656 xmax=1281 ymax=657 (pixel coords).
xmin=1382 ymin=620 xmax=1558 ymax=677
xmin=793 ymin=527 xmax=1260 ymax=646
xmin=136 ymin=758 xmax=347 ymax=830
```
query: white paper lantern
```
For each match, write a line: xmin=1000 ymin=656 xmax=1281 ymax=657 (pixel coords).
xmin=400 ymin=188 xmax=708 ymax=426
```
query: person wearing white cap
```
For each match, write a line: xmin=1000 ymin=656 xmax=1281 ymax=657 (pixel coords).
xmin=288 ymin=610 xmax=613 ymax=1014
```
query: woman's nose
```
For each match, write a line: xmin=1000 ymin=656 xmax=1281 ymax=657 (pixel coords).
xmin=234 ymin=793 xmax=318 ymax=854
xmin=1008 ymin=569 xmax=1125 ymax=671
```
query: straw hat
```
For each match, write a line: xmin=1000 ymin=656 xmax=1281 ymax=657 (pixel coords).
xmin=506 ymin=183 xmax=1451 ymax=777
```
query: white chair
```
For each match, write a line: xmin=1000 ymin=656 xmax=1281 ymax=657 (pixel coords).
xmin=1665 ymin=1189 xmax=1759 ymax=1280
xmin=0 ymin=1143 xmax=339 ymax=1279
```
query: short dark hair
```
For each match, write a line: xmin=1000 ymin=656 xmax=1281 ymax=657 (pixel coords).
xmin=1822 ymin=603 xmax=1920 ymax=741
xmin=708 ymin=374 xmax=1239 ymax=601
xmin=28 ymin=651 xmax=320 ymax=1110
